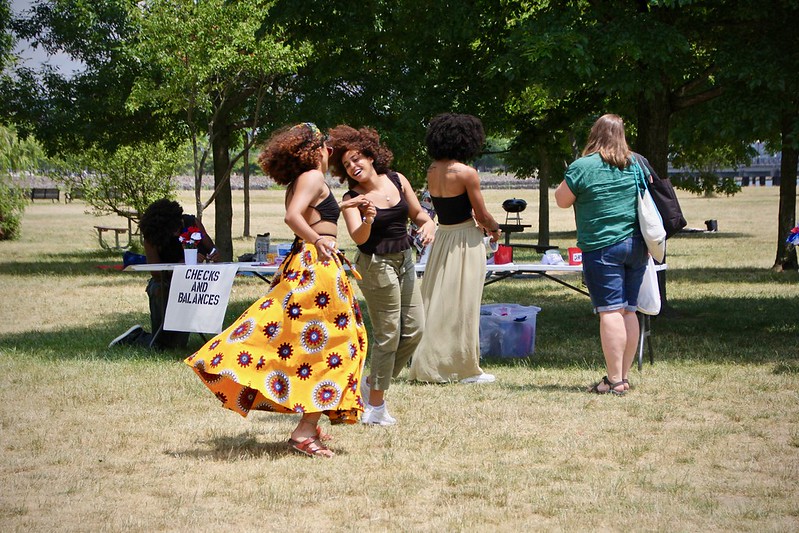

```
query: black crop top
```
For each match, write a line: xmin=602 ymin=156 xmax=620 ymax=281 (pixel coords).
xmin=311 ymin=186 xmax=341 ymax=225
xmin=431 ymin=192 xmax=473 ymax=225
xmin=347 ymin=172 xmax=412 ymax=255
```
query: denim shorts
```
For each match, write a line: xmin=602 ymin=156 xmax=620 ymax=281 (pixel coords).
xmin=581 ymin=235 xmax=648 ymax=313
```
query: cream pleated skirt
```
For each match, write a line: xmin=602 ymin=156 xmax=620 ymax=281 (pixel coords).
xmin=408 ymin=219 xmax=486 ymax=383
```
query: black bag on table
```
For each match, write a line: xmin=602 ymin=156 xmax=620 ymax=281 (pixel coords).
xmin=634 ymin=153 xmax=687 ymax=239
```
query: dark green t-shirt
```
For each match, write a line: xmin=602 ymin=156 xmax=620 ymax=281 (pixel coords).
xmin=564 ymin=153 xmax=640 ymax=252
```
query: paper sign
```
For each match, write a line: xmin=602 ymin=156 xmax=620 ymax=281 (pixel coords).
xmin=164 ymin=265 xmax=238 ymax=334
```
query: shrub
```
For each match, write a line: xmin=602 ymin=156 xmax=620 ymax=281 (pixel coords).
xmin=0 ymin=174 xmax=27 ymax=240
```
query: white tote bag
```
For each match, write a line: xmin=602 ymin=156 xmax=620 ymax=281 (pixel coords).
xmin=635 ymin=162 xmax=667 ymax=263
xmin=637 ymin=255 xmax=661 ymax=315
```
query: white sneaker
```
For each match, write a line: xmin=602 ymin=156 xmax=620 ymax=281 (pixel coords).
xmin=460 ymin=373 xmax=496 ymax=384
xmin=361 ymin=403 xmax=397 ymax=426
xmin=109 ymin=325 xmax=144 ymax=347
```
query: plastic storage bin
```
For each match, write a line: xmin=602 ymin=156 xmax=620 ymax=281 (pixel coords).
xmin=479 ymin=303 xmax=541 ymax=358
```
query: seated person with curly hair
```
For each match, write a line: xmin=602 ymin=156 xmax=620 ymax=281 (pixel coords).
xmin=109 ymin=198 xmax=219 ymax=349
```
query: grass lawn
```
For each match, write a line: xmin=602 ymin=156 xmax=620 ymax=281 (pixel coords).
xmin=1 ymin=185 xmax=798 ymax=532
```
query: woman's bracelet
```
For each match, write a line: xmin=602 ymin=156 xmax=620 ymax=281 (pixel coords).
xmin=314 ymin=236 xmax=324 ymax=245
xmin=362 ymin=217 xmax=373 ymax=225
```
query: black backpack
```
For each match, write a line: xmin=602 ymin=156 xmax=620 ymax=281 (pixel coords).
xmin=634 ymin=153 xmax=687 ymax=239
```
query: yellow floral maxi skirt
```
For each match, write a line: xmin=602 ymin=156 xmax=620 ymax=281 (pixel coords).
xmin=184 ymin=239 xmax=367 ymax=424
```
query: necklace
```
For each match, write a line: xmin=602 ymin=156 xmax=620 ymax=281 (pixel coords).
xmin=369 ymin=190 xmax=390 ymax=202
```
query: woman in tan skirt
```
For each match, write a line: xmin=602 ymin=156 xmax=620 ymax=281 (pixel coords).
xmin=408 ymin=113 xmax=502 ymax=384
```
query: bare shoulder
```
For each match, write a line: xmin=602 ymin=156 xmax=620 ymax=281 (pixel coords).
xmin=287 ymin=169 xmax=327 ymax=207
xmin=295 ymin=169 xmax=327 ymax=191
xmin=298 ymin=168 xmax=325 ymax=183
xmin=455 ymin=164 xmax=480 ymax=186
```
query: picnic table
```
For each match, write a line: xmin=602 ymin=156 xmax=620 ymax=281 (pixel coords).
xmin=94 ymin=225 xmax=129 ymax=250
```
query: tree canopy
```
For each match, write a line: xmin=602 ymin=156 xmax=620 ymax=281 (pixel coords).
xmin=125 ymin=0 xmax=311 ymax=260
xmin=5 ymin=0 xmax=798 ymax=268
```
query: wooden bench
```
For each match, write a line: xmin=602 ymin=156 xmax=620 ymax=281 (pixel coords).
xmin=94 ymin=225 xmax=130 ymax=250
xmin=30 ymin=188 xmax=60 ymax=203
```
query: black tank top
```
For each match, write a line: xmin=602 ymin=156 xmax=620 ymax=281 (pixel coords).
xmin=348 ymin=172 xmax=412 ymax=255
xmin=312 ymin=186 xmax=341 ymax=224
xmin=431 ymin=192 xmax=473 ymax=225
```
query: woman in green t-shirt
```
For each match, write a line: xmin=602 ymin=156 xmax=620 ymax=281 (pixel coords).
xmin=554 ymin=114 xmax=648 ymax=396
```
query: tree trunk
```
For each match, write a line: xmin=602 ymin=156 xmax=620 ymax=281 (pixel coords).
xmin=536 ymin=147 xmax=551 ymax=247
xmin=773 ymin=110 xmax=798 ymax=271
xmin=636 ymin=90 xmax=671 ymax=179
xmin=243 ymin=132 xmax=251 ymax=239
xmin=637 ymin=90 xmax=674 ymax=312
xmin=192 ymin=138 xmax=205 ymax=224
xmin=212 ymin=123 xmax=234 ymax=262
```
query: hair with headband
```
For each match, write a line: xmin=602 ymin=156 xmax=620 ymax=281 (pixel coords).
xmin=258 ymin=123 xmax=328 ymax=185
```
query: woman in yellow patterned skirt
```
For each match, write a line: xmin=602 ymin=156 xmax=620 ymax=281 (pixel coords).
xmin=184 ymin=123 xmax=371 ymax=458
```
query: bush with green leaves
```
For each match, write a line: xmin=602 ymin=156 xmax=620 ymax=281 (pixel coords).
xmin=48 ymin=141 xmax=180 ymax=226
xmin=0 ymin=174 xmax=26 ymax=240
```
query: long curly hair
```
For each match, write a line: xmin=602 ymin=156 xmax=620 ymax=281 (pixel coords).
xmin=425 ymin=113 xmax=485 ymax=161
xmin=327 ymin=125 xmax=394 ymax=189
xmin=139 ymin=199 xmax=183 ymax=249
xmin=582 ymin=114 xmax=632 ymax=170
xmin=258 ymin=123 xmax=325 ymax=185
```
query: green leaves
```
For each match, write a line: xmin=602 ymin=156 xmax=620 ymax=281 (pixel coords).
xmin=49 ymin=141 xmax=180 ymax=221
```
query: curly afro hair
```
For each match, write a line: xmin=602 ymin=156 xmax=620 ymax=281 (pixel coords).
xmin=327 ymin=125 xmax=394 ymax=189
xmin=258 ymin=123 xmax=325 ymax=185
xmin=139 ymin=199 xmax=183 ymax=249
xmin=425 ymin=113 xmax=485 ymax=162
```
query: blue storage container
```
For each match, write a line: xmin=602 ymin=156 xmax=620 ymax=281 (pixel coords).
xmin=479 ymin=304 xmax=541 ymax=358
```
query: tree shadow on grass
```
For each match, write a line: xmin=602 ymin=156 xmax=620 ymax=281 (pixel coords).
xmin=667 ymin=267 xmax=799 ymax=285
xmin=0 ymin=311 xmax=222 ymax=363
xmin=481 ymin=273 xmax=799 ymax=368
xmin=0 ymin=324 xmax=196 ymax=362
xmin=3 ymin=265 xmax=796 ymax=370
xmin=0 ymin=291 xmax=269 ymax=362
xmin=0 ymin=249 xmax=127 ymax=277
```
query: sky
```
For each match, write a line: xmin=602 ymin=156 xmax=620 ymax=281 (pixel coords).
xmin=10 ymin=0 xmax=84 ymax=75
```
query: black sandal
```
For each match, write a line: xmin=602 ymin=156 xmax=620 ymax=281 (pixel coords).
xmin=588 ymin=376 xmax=626 ymax=396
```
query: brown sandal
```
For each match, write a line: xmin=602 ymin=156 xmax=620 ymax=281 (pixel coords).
xmin=588 ymin=376 xmax=626 ymax=396
xmin=288 ymin=437 xmax=334 ymax=458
